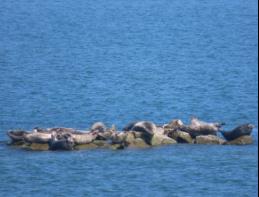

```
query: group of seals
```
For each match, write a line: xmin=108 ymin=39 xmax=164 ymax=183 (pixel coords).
xmin=7 ymin=118 xmax=256 ymax=151
xmin=7 ymin=126 xmax=101 ymax=151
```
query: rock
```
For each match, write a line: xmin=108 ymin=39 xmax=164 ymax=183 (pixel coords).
xmin=151 ymin=134 xmax=177 ymax=146
xmin=195 ymin=135 xmax=226 ymax=145
xmin=75 ymin=143 xmax=99 ymax=150
xmin=224 ymin=135 xmax=253 ymax=145
xmin=110 ymin=144 xmax=125 ymax=150
xmin=169 ymin=131 xmax=193 ymax=143
xmin=127 ymin=138 xmax=150 ymax=148
xmin=10 ymin=142 xmax=49 ymax=151
xmin=93 ymin=140 xmax=109 ymax=147
xmin=28 ymin=143 xmax=49 ymax=151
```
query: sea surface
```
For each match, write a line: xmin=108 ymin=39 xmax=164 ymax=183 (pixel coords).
xmin=0 ymin=0 xmax=258 ymax=196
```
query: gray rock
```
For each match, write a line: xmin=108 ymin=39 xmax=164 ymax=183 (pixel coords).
xmin=151 ymin=133 xmax=177 ymax=146
xmin=170 ymin=131 xmax=193 ymax=144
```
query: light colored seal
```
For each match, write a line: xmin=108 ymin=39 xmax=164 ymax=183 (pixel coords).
xmin=91 ymin=122 xmax=107 ymax=133
xmin=24 ymin=132 xmax=52 ymax=144
xmin=72 ymin=132 xmax=98 ymax=145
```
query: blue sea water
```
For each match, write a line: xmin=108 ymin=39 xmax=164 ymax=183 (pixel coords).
xmin=0 ymin=0 xmax=258 ymax=196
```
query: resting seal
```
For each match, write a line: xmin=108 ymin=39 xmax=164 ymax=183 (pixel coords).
xmin=7 ymin=130 xmax=29 ymax=143
xmin=49 ymin=132 xmax=75 ymax=151
xmin=24 ymin=132 xmax=52 ymax=144
xmin=178 ymin=117 xmax=224 ymax=138
xmin=72 ymin=132 xmax=98 ymax=145
xmin=163 ymin=119 xmax=184 ymax=130
xmin=221 ymin=124 xmax=255 ymax=141
xmin=91 ymin=122 xmax=107 ymax=133
xmin=47 ymin=128 xmax=76 ymax=133
xmin=123 ymin=121 xmax=157 ymax=136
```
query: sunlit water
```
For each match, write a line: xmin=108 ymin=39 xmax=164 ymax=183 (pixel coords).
xmin=0 ymin=0 xmax=258 ymax=196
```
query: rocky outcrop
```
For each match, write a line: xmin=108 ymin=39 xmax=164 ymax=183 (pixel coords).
xmin=6 ymin=118 xmax=255 ymax=151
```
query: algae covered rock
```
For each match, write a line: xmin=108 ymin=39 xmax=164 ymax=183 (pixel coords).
xmin=74 ymin=143 xmax=99 ymax=150
xmin=28 ymin=143 xmax=50 ymax=151
xmin=224 ymin=135 xmax=253 ymax=145
xmin=195 ymin=135 xmax=226 ymax=145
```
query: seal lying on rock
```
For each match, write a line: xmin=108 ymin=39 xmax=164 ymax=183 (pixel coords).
xmin=163 ymin=119 xmax=184 ymax=131
xmin=221 ymin=124 xmax=255 ymax=141
xmin=181 ymin=117 xmax=225 ymax=138
xmin=123 ymin=121 xmax=157 ymax=136
xmin=7 ymin=130 xmax=52 ymax=144
xmin=91 ymin=122 xmax=107 ymax=133
xmin=49 ymin=132 xmax=75 ymax=151
xmin=72 ymin=132 xmax=98 ymax=145
xmin=7 ymin=130 xmax=29 ymax=143
xmin=24 ymin=132 xmax=52 ymax=144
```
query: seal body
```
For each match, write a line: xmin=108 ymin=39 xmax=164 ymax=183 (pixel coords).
xmin=72 ymin=132 xmax=98 ymax=145
xmin=183 ymin=117 xmax=224 ymax=137
xmin=49 ymin=132 xmax=75 ymax=151
xmin=123 ymin=121 xmax=157 ymax=136
xmin=7 ymin=131 xmax=29 ymax=143
xmin=221 ymin=124 xmax=255 ymax=141
xmin=24 ymin=132 xmax=52 ymax=144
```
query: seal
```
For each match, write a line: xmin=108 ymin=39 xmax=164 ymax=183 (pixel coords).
xmin=182 ymin=117 xmax=225 ymax=137
xmin=72 ymin=132 xmax=98 ymax=145
xmin=49 ymin=132 xmax=75 ymax=151
xmin=91 ymin=122 xmax=107 ymax=133
xmin=7 ymin=130 xmax=29 ymax=143
xmin=24 ymin=132 xmax=52 ymax=144
xmin=163 ymin=119 xmax=184 ymax=130
xmin=47 ymin=128 xmax=76 ymax=133
xmin=123 ymin=121 xmax=157 ymax=136
xmin=221 ymin=124 xmax=255 ymax=141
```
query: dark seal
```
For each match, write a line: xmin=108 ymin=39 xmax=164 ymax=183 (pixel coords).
xmin=49 ymin=132 xmax=75 ymax=151
xmin=221 ymin=124 xmax=255 ymax=141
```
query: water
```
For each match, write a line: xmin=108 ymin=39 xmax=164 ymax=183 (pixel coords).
xmin=0 ymin=0 xmax=258 ymax=196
